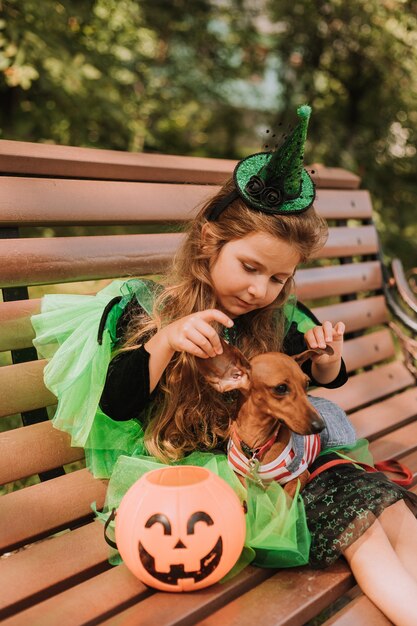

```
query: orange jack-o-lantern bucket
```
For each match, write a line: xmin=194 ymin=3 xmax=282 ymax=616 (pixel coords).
xmin=109 ymin=465 xmax=246 ymax=592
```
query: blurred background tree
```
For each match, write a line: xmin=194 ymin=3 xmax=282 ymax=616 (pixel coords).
xmin=0 ymin=0 xmax=416 ymax=265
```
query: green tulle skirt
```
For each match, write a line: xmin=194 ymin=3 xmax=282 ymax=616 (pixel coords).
xmin=31 ymin=280 xmax=312 ymax=569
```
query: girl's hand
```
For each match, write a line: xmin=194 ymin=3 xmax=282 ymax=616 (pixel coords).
xmin=161 ymin=309 xmax=234 ymax=359
xmin=304 ymin=321 xmax=345 ymax=365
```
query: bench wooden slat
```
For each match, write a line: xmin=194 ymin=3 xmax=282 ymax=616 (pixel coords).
xmin=0 ymin=140 xmax=361 ymax=188
xmin=0 ymin=299 xmax=39 ymax=351
xmin=312 ymin=225 xmax=378 ymax=259
xmin=0 ymin=521 xmax=109 ymax=618
xmin=1 ymin=345 xmax=407 ymax=420
xmin=368 ymin=420 xmax=417 ymax=461
xmin=322 ymin=592 xmax=394 ymax=625
xmin=350 ymin=387 xmax=417 ymax=441
xmin=0 ymin=421 xmax=83 ymax=484
xmin=0 ymin=469 xmax=107 ymax=552
xmin=310 ymin=361 xmax=415 ymax=412
xmin=0 ymin=251 xmax=383 ymax=295
xmin=312 ymin=296 xmax=388 ymax=334
xmin=98 ymin=567 xmax=278 ymax=626
xmin=0 ymin=140 xmax=235 ymax=184
xmin=343 ymin=329 xmax=395 ymax=372
xmin=315 ymin=188 xmax=372 ymax=219
xmin=189 ymin=561 xmax=353 ymax=626
xmin=0 ymin=228 xmax=376 ymax=289
xmin=0 ymin=293 xmax=389 ymax=353
xmin=1 ymin=565 xmax=151 ymax=626
xmin=0 ymin=179 xmax=368 ymax=227
xmin=0 ymin=233 xmax=182 ymax=288
xmin=0 ymin=178 xmax=215 ymax=226
xmin=296 ymin=261 xmax=382 ymax=301
xmin=0 ymin=360 xmax=55 ymax=418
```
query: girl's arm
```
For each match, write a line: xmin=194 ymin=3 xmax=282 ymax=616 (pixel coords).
xmin=284 ymin=303 xmax=347 ymax=389
xmin=100 ymin=307 xmax=233 ymax=420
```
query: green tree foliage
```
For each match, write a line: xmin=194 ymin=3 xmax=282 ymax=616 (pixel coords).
xmin=0 ymin=0 xmax=260 ymax=154
xmin=0 ymin=1 xmax=416 ymax=265
xmin=266 ymin=0 xmax=417 ymax=265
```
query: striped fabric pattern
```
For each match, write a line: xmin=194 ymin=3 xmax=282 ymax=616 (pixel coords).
xmin=227 ymin=433 xmax=321 ymax=484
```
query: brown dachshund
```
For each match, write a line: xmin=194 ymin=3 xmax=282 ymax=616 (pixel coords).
xmin=197 ymin=339 xmax=333 ymax=498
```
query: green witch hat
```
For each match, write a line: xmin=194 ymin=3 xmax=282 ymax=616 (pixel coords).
xmin=207 ymin=105 xmax=315 ymax=221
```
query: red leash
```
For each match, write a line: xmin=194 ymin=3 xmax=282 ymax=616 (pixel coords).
xmin=308 ymin=457 xmax=413 ymax=487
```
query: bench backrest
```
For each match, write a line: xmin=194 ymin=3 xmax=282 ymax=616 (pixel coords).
xmin=0 ymin=139 xmax=415 ymax=557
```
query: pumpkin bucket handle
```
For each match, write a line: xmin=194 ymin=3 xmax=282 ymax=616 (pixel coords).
xmin=104 ymin=507 xmax=118 ymax=549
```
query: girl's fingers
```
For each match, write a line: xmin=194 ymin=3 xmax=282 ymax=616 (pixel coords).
xmin=305 ymin=321 xmax=345 ymax=349
xmin=322 ymin=320 xmax=334 ymax=343
xmin=199 ymin=309 xmax=234 ymax=329
xmin=180 ymin=338 xmax=213 ymax=359
xmin=334 ymin=321 xmax=346 ymax=336
xmin=182 ymin=327 xmax=219 ymax=358
xmin=311 ymin=325 xmax=326 ymax=349
xmin=191 ymin=319 xmax=224 ymax=355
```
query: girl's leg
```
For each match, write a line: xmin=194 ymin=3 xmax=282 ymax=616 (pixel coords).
xmin=378 ymin=499 xmax=417 ymax=582
xmin=343 ymin=518 xmax=417 ymax=626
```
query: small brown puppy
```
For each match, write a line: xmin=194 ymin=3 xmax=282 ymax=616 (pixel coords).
xmin=197 ymin=339 xmax=333 ymax=497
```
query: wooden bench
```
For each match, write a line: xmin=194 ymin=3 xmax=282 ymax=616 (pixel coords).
xmin=1 ymin=139 xmax=416 ymax=626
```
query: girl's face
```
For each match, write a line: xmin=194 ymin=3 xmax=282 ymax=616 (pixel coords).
xmin=208 ymin=232 xmax=300 ymax=318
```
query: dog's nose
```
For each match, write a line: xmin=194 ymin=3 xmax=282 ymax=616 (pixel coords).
xmin=310 ymin=417 xmax=325 ymax=433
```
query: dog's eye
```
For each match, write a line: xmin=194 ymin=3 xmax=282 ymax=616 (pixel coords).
xmin=274 ymin=384 xmax=289 ymax=395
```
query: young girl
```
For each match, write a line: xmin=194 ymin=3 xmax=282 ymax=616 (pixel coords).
xmin=32 ymin=106 xmax=417 ymax=625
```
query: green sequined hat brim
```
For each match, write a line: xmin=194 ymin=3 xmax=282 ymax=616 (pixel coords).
xmin=234 ymin=151 xmax=315 ymax=215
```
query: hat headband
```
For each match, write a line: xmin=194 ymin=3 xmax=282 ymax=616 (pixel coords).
xmin=207 ymin=105 xmax=315 ymax=221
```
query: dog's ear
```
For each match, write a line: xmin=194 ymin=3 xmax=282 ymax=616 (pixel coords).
xmin=293 ymin=344 xmax=334 ymax=366
xmin=196 ymin=338 xmax=251 ymax=393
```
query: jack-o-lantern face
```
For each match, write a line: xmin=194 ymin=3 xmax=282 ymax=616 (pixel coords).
xmin=115 ymin=466 xmax=246 ymax=592
xmin=139 ymin=511 xmax=222 ymax=585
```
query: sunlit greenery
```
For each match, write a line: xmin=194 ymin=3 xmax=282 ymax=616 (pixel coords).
xmin=1 ymin=0 xmax=416 ymax=264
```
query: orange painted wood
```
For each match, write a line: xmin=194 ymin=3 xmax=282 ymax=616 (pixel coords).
xmin=0 ymin=421 xmax=83 ymax=484
xmin=1 ymin=565 xmax=151 ymax=626
xmin=349 ymin=387 xmax=417 ymax=441
xmin=188 ymin=561 xmax=353 ymax=626
xmin=0 ymin=359 xmax=55 ymax=418
xmin=0 ymin=469 xmax=107 ymax=551
xmin=310 ymin=361 xmax=415 ymax=412
xmin=312 ymin=296 xmax=388 ymax=334
xmin=0 ymin=521 xmax=109 ymax=618
xmin=296 ymin=262 xmax=382 ymax=301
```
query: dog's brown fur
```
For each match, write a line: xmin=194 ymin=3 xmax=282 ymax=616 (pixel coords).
xmin=197 ymin=339 xmax=333 ymax=497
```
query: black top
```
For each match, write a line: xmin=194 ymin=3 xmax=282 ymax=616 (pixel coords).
xmin=99 ymin=300 xmax=348 ymax=422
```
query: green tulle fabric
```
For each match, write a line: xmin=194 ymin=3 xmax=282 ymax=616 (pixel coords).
xmin=97 ymin=451 xmax=311 ymax=571
xmin=30 ymin=279 xmax=330 ymax=570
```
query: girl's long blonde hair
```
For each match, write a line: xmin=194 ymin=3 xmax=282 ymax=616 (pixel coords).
xmin=122 ymin=178 xmax=328 ymax=462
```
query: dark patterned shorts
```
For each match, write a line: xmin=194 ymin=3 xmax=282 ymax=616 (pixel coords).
xmin=302 ymin=454 xmax=417 ymax=568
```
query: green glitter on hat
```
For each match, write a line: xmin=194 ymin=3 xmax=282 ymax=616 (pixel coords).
xmin=234 ymin=105 xmax=315 ymax=215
